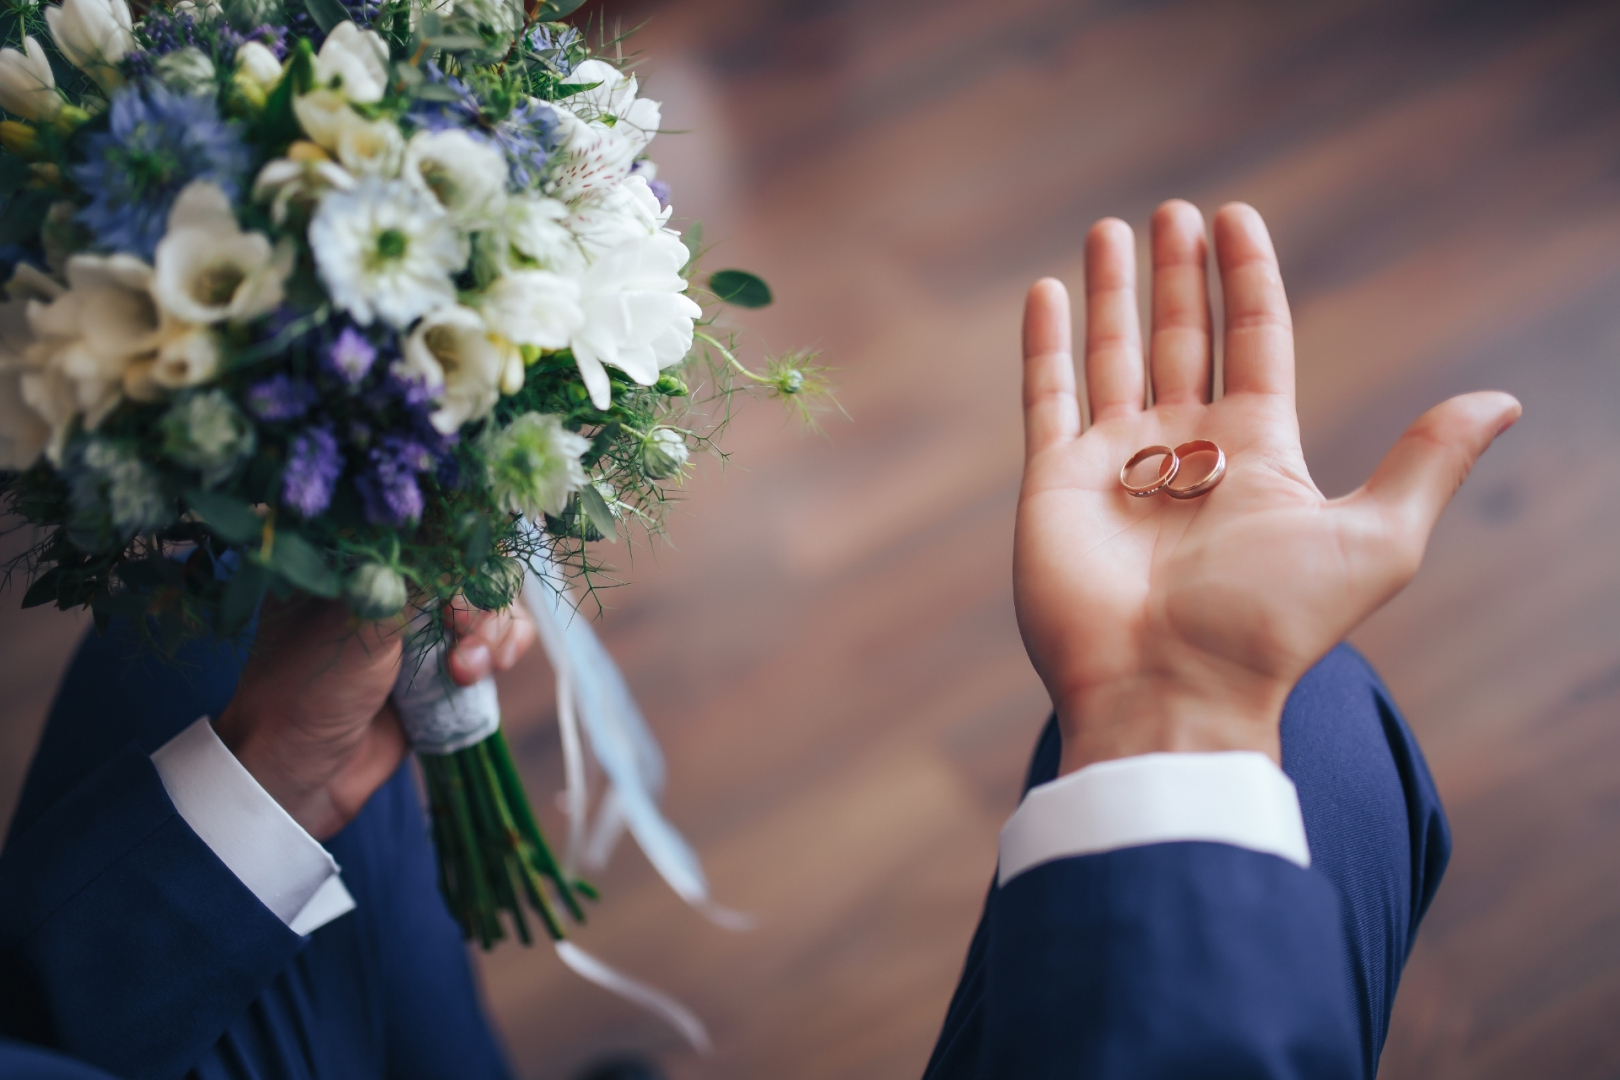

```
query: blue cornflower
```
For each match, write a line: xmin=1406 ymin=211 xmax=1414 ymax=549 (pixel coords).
xmin=325 ymin=326 xmax=377 ymax=386
xmin=356 ymin=436 xmax=431 ymax=526
xmin=247 ymin=374 xmax=318 ymax=421
xmin=283 ymin=426 xmax=344 ymax=518
xmin=528 ymin=24 xmax=582 ymax=75
xmin=73 ymin=86 xmax=250 ymax=260
xmin=492 ymin=99 xmax=560 ymax=190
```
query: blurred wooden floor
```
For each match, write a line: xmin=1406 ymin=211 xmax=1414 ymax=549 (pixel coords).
xmin=6 ymin=0 xmax=1620 ymax=1076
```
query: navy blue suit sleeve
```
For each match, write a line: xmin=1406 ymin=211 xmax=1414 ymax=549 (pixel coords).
xmin=0 ymin=743 xmax=302 ymax=1080
xmin=924 ymin=644 xmax=1449 ymax=1080
xmin=0 ymin=1036 xmax=125 ymax=1078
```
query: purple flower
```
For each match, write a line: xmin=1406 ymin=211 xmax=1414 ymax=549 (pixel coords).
xmin=326 ymin=326 xmax=377 ymax=386
xmin=647 ymin=178 xmax=671 ymax=208
xmin=283 ymin=427 xmax=343 ymax=518
xmin=356 ymin=436 xmax=431 ymax=526
xmin=247 ymin=374 xmax=317 ymax=420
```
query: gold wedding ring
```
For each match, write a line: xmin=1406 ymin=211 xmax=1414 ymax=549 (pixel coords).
xmin=1119 ymin=445 xmax=1179 ymax=498
xmin=1164 ymin=440 xmax=1226 ymax=499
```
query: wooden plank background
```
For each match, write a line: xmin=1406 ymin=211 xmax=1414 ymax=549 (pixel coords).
xmin=5 ymin=0 xmax=1620 ymax=1076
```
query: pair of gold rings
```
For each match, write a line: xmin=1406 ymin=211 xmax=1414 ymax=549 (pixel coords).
xmin=1119 ymin=440 xmax=1227 ymax=499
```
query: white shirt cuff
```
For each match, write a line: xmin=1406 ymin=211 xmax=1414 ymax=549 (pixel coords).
xmin=150 ymin=717 xmax=356 ymax=934
xmin=998 ymin=751 xmax=1311 ymax=886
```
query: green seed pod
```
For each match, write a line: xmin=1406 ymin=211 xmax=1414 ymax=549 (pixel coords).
xmin=461 ymin=555 xmax=526 ymax=612
xmin=640 ymin=428 xmax=689 ymax=480
xmin=346 ymin=563 xmax=408 ymax=621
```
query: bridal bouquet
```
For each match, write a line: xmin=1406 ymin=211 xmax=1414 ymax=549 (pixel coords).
xmin=0 ymin=0 xmax=821 ymax=963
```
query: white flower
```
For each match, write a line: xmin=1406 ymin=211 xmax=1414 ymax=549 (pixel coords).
xmin=233 ymin=40 xmax=283 ymax=104
xmin=547 ymin=104 xmax=642 ymax=206
xmin=478 ymin=269 xmax=582 ymax=352
xmin=122 ymin=323 xmax=220 ymax=398
xmin=152 ymin=181 xmax=292 ymax=325
xmin=402 ymin=128 xmax=507 ymax=226
xmin=0 ymin=264 xmax=64 ymax=469
xmin=309 ymin=177 xmax=467 ymax=329
xmin=252 ymin=145 xmax=356 ymax=225
xmin=482 ymin=411 xmax=590 ymax=519
xmin=292 ymin=88 xmax=356 ymax=150
xmin=152 ymin=46 xmax=215 ymax=92
xmin=171 ymin=0 xmax=223 ymax=19
xmin=335 ymin=115 xmax=405 ymax=177
xmin=567 ymin=174 xmax=671 ymax=260
xmin=454 ymin=0 xmax=523 ymax=38
xmin=570 ymin=229 xmax=700 ymax=408
xmin=397 ymin=305 xmax=504 ymax=433
xmin=313 ymin=21 xmax=389 ymax=105
xmin=44 ymin=0 xmax=133 ymax=93
xmin=561 ymin=59 xmax=662 ymax=149
xmin=478 ymin=192 xmax=581 ymax=281
xmin=0 ymin=37 xmax=61 ymax=123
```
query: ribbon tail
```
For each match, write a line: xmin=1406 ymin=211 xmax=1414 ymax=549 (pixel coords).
xmin=554 ymin=942 xmax=711 ymax=1054
xmin=523 ymin=576 xmax=589 ymax=871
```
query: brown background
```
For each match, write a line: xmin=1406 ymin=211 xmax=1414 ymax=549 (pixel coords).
xmin=6 ymin=0 xmax=1620 ymax=1076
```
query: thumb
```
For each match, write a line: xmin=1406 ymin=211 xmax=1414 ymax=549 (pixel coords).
xmin=1354 ymin=390 xmax=1522 ymax=550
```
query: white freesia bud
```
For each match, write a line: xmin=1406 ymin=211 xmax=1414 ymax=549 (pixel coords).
xmin=152 ymin=181 xmax=293 ymax=326
xmin=640 ymin=427 xmax=688 ymax=480
xmin=152 ymin=46 xmax=215 ymax=93
xmin=402 ymin=128 xmax=507 ymax=225
xmin=44 ymin=0 xmax=134 ymax=93
xmin=313 ymin=21 xmax=390 ymax=105
xmin=233 ymin=40 xmax=284 ymax=100
xmin=0 ymin=37 xmax=61 ymax=123
xmin=346 ymin=562 xmax=408 ymax=620
xmin=397 ymin=305 xmax=504 ymax=434
xmin=478 ymin=269 xmax=582 ymax=352
xmin=292 ymin=88 xmax=356 ymax=150
xmin=481 ymin=412 xmax=589 ymax=519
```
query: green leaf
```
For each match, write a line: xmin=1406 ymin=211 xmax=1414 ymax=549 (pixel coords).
xmin=302 ymin=0 xmax=349 ymax=34
xmin=534 ymin=0 xmax=590 ymax=19
xmin=20 ymin=567 xmax=61 ymax=609
xmin=185 ymin=489 xmax=263 ymax=545
xmin=424 ymin=33 xmax=486 ymax=51
xmin=577 ymin=484 xmax=618 ymax=543
xmin=267 ymin=529 xmax=341 ymax=597
xmin=708 ymin=269 xmax=773 ymax=309
xmin=219 ymin=559 xmax=269 ymax=637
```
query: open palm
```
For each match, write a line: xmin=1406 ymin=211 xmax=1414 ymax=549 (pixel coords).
xmin=1014 ymin=201 xmax=1520 ymax=775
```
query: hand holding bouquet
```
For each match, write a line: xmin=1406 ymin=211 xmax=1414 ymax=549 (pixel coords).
xmin=0 ymin=0 xmax=825 ymax=963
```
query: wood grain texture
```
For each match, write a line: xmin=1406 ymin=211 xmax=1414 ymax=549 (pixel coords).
xmin=5 ymin=0 xmax=1620 ymax=1076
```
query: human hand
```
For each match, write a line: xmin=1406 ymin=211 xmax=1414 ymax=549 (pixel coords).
xmin=214 ymin=595 xmax=538 ymax=839
xmin=1014 ymin=200 xmax=1521 ymax=776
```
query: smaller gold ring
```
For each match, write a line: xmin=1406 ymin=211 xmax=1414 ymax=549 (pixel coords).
xmin=1165 ymin=440 xmax=1226 ymax=499
xmin=1119 ymin=445 xmax=1179 ymax=498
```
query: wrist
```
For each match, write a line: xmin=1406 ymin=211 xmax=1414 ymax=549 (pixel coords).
xmin=212 ymin=705 xmax=341 ymax=839
xmin=1053 ymin=677 xmax=1286 ymax=776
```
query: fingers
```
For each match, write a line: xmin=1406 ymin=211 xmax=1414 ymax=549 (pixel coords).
xmin=1021 ymin=277 xmax=1080 ymax=455
xmin=1354 ymin=391 xmax=1523 ymax=571
xmin=447 ymin=602 xmax=539 ymax=686
xmin=1214 ymin=203 xmax=1294 ymax=399
xmin=1084 ymin=218 xmax=1145 ymax=421
xmin=1149 ymin=200 xmax=1212 ymax=404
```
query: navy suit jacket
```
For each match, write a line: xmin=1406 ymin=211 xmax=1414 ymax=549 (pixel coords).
xmin=0 ymin=626 xmax=1446 ymax=1079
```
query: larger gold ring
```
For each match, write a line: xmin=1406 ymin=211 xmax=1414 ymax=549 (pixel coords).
xmin=1164 ymin=440 xmax=1226 ymax=499
xmin=1119 ymin=445 xmax=1179 ymax=498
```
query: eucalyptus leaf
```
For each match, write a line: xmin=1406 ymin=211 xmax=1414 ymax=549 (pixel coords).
xmin=425 ymin=33 xmax=486 ymax=51
xmin=708 ymin=268 xmax=773 ymax=309
xmin=578 ymin=484 xmax=618 ymax=543
xmin=20 ymin=567 xmax=62 ymax=609
xmin=267 ymin=529 xmax=342 ymax=597
xmin=185 ymin=489 xmax=263 ymax=545
xmin=535 ymin=0 xmax=589 ymax=19
xmin=303 ymin=0 xmax=349 ymax=35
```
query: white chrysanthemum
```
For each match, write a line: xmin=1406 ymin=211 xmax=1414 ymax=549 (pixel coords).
xmin=253 ymin=146 xmax=356 ymax=225
xmin=0 ymin=37 xmax=61 ymax=123
xmin=44 ymin=0 xmax=133 ymax=93
xmin=567 ymin=174 xmax=671 ymax=260
xmin=0 ymin=264 xmax=64 ymax=469
xmin=309 ymin=177 xmax=467 ymax=329
xmin=152 ymin=181 xmax=291 ymax=325
xmin=569 ymin=228 xmax=701 ymax=408
xmin=482 ymin=412 xmax=590 ymax=519
xmin=396 ymin=305 xmax=504 ymax=433
xmin=313 ymin=20 xmax=389 ymax=104
xmin=479 ymin=192 xmax=582 ymax=280
xmin=403 ymin=128 xmax=507 ymax=226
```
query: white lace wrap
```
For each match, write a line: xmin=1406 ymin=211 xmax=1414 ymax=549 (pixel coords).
xmin=391 ymin=628 xmax=501 ymax=755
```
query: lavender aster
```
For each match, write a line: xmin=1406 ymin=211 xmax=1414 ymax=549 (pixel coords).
xmin=283 ymin=426 xmax=343 ymax=518
xmin=73 ymin=86 xmax=250 ymax=260
xmin=356 ymin=436 xmax=431 ymax=526
xmin=326 ymin=326 xmax=378 ymax=386
xmin=247 ymin=374 xmax=318 ymax=420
